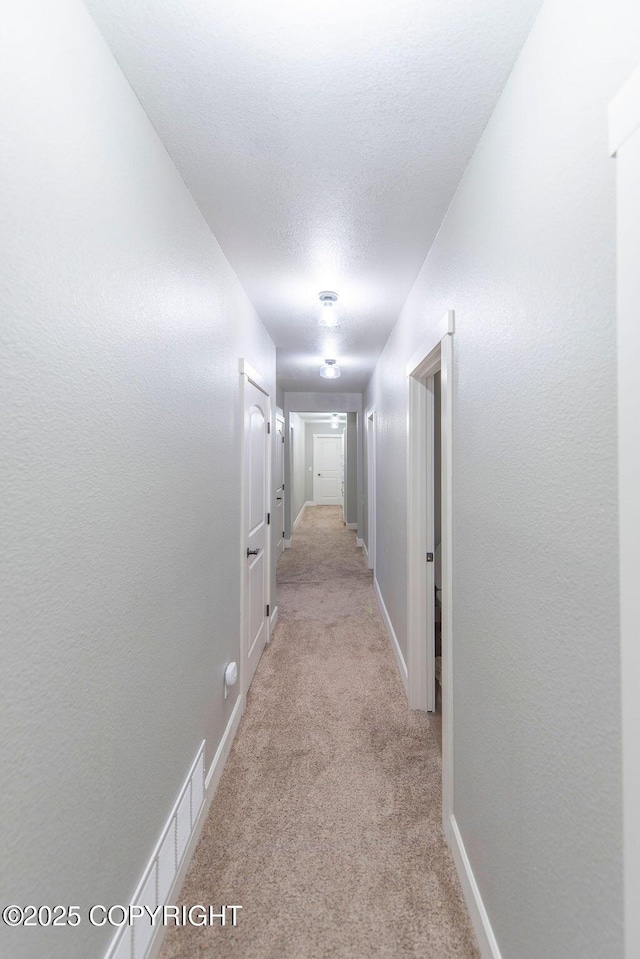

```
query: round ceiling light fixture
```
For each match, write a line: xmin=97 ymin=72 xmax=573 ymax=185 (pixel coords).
xmin=318 ymin=291 xmax=340 ymax=327
xmin=320 ymin=358 xmax=341 ymax=379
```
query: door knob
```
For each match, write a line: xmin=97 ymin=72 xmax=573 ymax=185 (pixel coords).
xmin=247 ymin=548 xmax=259 ymax=557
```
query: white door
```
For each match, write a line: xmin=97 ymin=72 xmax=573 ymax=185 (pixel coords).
xmin=313 ymin=435 xmax=343 ymax=506
xmin=244 ymin=378 xmax=269 ymax=693
xmin=275 ymin=415 xmax=285 ymax=560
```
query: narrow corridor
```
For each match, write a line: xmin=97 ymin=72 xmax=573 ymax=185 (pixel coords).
xmin=160 ymin=507 xmax=478 ymax=959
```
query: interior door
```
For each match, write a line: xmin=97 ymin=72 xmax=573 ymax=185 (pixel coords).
xmin=275 ymin=415 xmax=285 ymax=560
xmin=244 ymin=378 xmax=269 ymax=693
xmin=313 ymin=435 xmax=343 ymax=506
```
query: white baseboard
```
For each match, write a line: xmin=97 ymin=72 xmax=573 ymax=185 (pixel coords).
xmin=269 ymin=605 xmax=279 ymax=634
xmin=284 ymin=539 xmax=292 ymax=549
xmin=374 ymin=576 xmax=408 ymax=698
xmin=448 ymin=814 xmax=502 ymax=959
xmin=293 ymin=505 xmax=305 ymax=529
xmin=106 ymin=696 xmax=244 ymax=959
xmin=363 ymin=543 xmax=369 ymax=563
xmin=345 ymin=522 xmax=358 ymax=530
xmin=293 ymin=500 xmax=314 ymax=530
xmin=356 ymin=537 xmax=364 ymax=548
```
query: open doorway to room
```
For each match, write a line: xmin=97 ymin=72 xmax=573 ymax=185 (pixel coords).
xmin=406 ymin=316 xmax=454 ymax=833
xmin=286 ymin=412 xmax=360 ymax=536
xmin=365 ymin=408 xmax=376 ymax=572
xmin=431 ymin=372 xmax=443 ymax=750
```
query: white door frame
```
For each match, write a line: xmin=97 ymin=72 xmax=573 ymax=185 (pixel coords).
xmin=238 ymin=359 xmax=272 ymax=699
xmin=312 ymin=433 xmax=344 ymax=506
xmin=610 ymin=67 xmax=640 ymax=959
xmin=406 ymin=312 xmax=454 ymax=833
xmin=365 ymin=408 xmax=376 ymax=571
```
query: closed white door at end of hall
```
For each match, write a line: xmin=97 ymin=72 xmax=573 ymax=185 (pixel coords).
xmin=313 ymin=435 xmax=343 ymax=506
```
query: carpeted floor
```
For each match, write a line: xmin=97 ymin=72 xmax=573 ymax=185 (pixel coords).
xmin=159 ymin=506 xmax=479 ymax=959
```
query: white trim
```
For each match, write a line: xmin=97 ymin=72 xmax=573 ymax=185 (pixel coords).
xmin=269 ymin=605 xmax=279 ymax=634
xmin=405 ymin=310 xmax=455 ymax=378
xmin=104 ymin=710 xmax=245 ymax=959
xmin=293 ymin=503 xmax=306 ymax=529
xmin=356 ymin=537 xmax=364 ymax=548
xmin=284 ymin=539 xmax=292 ymax=549
xmin=610 ymin=63 xmax=640 ymax=156
xmin=146 ymin=697 xmax=244 ymax=959
xmin=204 ymin=696 xmax=243 ymax=794
xmin=448 ymin=814 xmax=502 ymax=959
xmin=374 ymin=576 xmax=408 ymax=696
xmin=237 ymin=358 xmax=269 ymax=394
xmin=345 ymin=522 xmax=358 ymax=530
xmin=365 ymin=407 xmax=377 ymax=572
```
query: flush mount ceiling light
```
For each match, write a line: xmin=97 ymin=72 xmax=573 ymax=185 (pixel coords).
xmin=319 ymin=358 xmax=341 ymax=379
xmin=330 ymin=412 xmax=340 ymax=429
xmin=318 ymin=291 xmax=340 ymax=327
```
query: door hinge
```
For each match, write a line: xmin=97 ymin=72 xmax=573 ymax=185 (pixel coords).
xmin=266 ymin=604 xmax=270 ymax=617
xmin=426 ymin=552 xmax=434 ymax=562
xmin=282 ymin=483 xmax=285 ymax=490
xmin=282 ymin=435 xmax=285 ymax=443
xmin=267 ymin=421 xmax=271 ymax=434
xmin=267 ymin=512 xmax=270 ymax=525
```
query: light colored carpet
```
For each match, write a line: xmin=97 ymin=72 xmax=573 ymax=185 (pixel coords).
xmin=159 ymin=506 xmax=479 ymax=959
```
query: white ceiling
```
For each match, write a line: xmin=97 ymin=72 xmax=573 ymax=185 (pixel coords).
xmin=85 ymin=0 xmax=542 ymax=392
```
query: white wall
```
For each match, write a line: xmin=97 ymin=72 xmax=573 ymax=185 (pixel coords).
xmin=364 ymin=1 xmax=640 ymax=956
xmin=0 ymin=3 xmax=274 ymax=957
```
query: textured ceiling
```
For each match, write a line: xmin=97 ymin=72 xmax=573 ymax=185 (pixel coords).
xmin=85 ymin=0 xmax=542 ymax=392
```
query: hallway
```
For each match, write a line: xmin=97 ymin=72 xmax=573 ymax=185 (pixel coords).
xmin=160 ymin=507 xmax=478 ymax=959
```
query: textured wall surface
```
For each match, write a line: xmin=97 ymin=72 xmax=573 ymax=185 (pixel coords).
xmin=0 ymin=2 xmax=274 ymax=957
xmin=364 ymin=1 xmax=640 ymax=956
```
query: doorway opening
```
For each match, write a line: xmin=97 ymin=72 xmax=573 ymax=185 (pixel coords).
xmin=406 ymin=317 xmax=454 ymax=834
xmin=432 ymin=371 xmax=443 ymax=750
xmin=286 ymin=412 xmax=357 ymax=537
xmin=365 ymin=408 xmax=376 ymax=572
